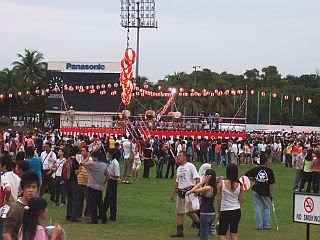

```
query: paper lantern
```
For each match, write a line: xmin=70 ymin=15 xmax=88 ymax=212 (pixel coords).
xmin=108 ymin=84 xmax=112 ymax=88
xmin=17 ymin=91 xmax=22 ymax=96
xmin=120 ymin=58 xmax=131 ymax=69
xmin=307 ymin=98 xmax=312 ymax=104
xmin=124 ymin=48 xmax=136 ymax=62
xmin=35 ymin=89 xmax=40 ymax=94
xmin=144 ymin=84 xmax=149 ymax=89
xmin=190 ymin=88 xmax=195 ymax=93
xmin=179 ymin=88 xmax=184 ymax=92
xmin=296 ymin=97 xmax=301 ymax=102
xmin=96 ymin=85 xmax=101 ymax=90
xmin=26 ymin=91 xmax=30 ymax=95
xmin=284 ymin=95 xmax=289 ymax=100
xmin=157 ymin=85 xmax=162 ymax=90
xmin=89 ymin=89 xmax=95 ymax=94
xmin=272 ymin=93 xmax=277 ymax=98
xmin=231 ymin=90 xmax=236 ymax=96
xmin=101 ymin=84 xmax=106 ymax=89
xmin=0 ymin=94 xmax=3 ymax=99
xmin=261 ymin=91 xmax=266 ymax=97
xmin=250 ymin=90 xmax=255 ymax=95
xmin=8 ymin=93 xmax=13 ymax=98
xmin=224 ymin=90 xmax=230 ymax=95
xmin=114 ymin=83 xmax=119 ymax=88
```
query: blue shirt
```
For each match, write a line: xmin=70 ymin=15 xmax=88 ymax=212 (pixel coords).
xmin=27 ymin=157 xmax=42 ymax=177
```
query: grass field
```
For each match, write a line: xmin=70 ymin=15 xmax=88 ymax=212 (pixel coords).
xmin=44 ymin=163 xmax=320 ymax=240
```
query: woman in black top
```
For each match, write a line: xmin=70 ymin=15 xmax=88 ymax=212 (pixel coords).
xmin=191 ymin=169 xmax=217 ymax=240
xmin=142 ymin=142 xmax=153 ymax=178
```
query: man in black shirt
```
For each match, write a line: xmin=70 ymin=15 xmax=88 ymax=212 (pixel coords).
xmin=245 ymin=154 xmax=275 ymax=230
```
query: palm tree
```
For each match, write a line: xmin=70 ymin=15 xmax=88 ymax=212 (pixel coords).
xmin=12 ymin=49 xmax=46 ymax=86
xmin=0 ymin=68 xmax=25 ymax=117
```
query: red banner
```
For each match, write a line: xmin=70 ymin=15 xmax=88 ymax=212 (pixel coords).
xmin=60 ymin=127 xmax=246 ymax=140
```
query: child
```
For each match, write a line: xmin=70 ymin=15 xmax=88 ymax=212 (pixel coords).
xmin=3 ymin=172 xmax=40 ymax=240
xmin=18 ymin=197 xmax=61 ymax=240
xmin=132 ymin=148 xmax=141 ymax=181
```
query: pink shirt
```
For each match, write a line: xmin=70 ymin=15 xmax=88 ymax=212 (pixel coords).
xmin=19 ymin=225 xmax=48 ymax=240
xmin=312 ymin=157 xmax=320 ymax=173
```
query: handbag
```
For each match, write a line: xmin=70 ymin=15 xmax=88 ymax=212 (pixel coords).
xmin=149 ymin=159 xmax=155 ymax=168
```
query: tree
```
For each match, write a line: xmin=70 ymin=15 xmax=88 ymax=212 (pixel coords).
xmin=12 ymin=49 xmax=46 ymax=86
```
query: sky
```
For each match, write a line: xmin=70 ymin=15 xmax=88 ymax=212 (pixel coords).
xmin=0 ymin=0 xmax=320 ymax=82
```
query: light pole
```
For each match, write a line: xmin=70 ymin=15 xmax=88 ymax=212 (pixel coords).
xmin=120 ymin=0 xmax=158 ymax=81
xmin=192 ymin=65 xmax=201 ymax=86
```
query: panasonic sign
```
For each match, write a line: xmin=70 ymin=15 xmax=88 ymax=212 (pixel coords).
xmin=66 ymin=63 xmax=106 ymax=71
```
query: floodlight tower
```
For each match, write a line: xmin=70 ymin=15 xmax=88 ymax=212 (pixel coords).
xmin=120 ymin=0 xmax=158 ymax=82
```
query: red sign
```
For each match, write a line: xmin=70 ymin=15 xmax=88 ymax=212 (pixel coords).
xmin=304 ymin=197 xmax=314 ymax=213
xmin=60 ymin=127 xmax=246 ymax=140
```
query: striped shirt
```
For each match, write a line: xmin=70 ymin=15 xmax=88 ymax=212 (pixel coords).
xmin=77 ymin=165 xmax=89 ymax=186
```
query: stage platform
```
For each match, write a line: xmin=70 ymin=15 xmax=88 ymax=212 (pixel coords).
xmin=59 ymin=127 xmax=247 ymax=140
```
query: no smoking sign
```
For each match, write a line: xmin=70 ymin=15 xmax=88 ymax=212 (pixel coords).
xmin=304 ymin=197 xmax=314 ymax=213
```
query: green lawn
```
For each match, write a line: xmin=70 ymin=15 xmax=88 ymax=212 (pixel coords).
xmin=45 ymin=163 xmax=320 ymax=240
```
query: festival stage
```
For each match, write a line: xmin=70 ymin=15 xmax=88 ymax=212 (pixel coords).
xmin=59 ymin=127 xmax=247 ymax=140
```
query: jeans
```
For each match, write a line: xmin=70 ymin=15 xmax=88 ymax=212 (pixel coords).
xmin=104 ymin=179 xmax=118 ymax=221
xmin=294 ymin=169 xmax=303 ymax=190
xmin=253 ymin=191 xmax=270 ymax=229
xmin=88 ymin=187 xmax=107 ymax=223
xmin=78 ymin=184 xmax=90 ymax=217
xmin=54 ymin=176 xmax=66 ymax=204
xmin=200 ymin=213 xmax=215 ymax=240
xmin=66 ymin=181 xmax=79 ymax=220
xmin=221 ymin=154 xmax=229 ymax=166
xmin=156 ymin=163 xmax=164 ymax=178
xmin=312 ymin=172 xmax=320 ymax=193
xmin=215 ymin=153 xmax=221 ymax=165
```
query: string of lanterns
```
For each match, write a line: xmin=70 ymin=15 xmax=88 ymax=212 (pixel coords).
xmin=131 ymin=86 xmax=313 ymax=103
xmin=119 ymin=48 xmax=136 ymax=106
xmin=158 ymin=94 xmax=174 ymax=116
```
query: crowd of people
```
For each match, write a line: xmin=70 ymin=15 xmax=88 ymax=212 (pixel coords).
xmin=0 ymin=129 xmax=320 ymax=239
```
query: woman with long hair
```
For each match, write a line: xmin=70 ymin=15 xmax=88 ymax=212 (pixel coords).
xmin=191 ymin=169 xmax=217 ymax=240
xmin=19 ymin=198 xmax=61 ymax=240
xmin=216 ymin=164 xmax=244 ymax=240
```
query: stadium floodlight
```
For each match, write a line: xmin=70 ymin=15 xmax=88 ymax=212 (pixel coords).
xmin=120 ymin=0 xmax=158 ymax=81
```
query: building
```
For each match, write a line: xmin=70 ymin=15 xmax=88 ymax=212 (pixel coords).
xmin=45 ymin=61 xmax=122 ymax=129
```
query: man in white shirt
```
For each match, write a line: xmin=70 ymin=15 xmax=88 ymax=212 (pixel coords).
xmin=40 ymin=142 xmax=57 ymax=201
xmin=170 ymin=151 xmax=200 ymax=238
xmin=0 ymin=153 xmax=21 ymax=233
xmin=122 ymin=135 xmax=135 ymax=184
xmin=104 ymin=148 xmax=120 ymax=222
xmin=231 ymin=141 xmax=238 ymax=164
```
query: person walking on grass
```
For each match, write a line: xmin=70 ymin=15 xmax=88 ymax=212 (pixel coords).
xmin=245 ymin=154 xmax=275 ymax=230
xmin=216 ymin=164 xmax=244 ymax=240
xmin=170 ymin=151 xmax=200 ymax=238
xmin=294 ymin=147 xmax=306 ymax=191
xmin=190 ymin=169 xmax=217 ymax=240
xmin=299 ymin=149 xmax=313 ymax=192
xmin=132 ymin=147 xmax=141 ymax=181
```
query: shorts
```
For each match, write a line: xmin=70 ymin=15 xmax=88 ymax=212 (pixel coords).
xmin=218 ymin=209 xmax=241 ymax=235
xmin=175 ymin=196 xmax=194 ymax=214
xmin=132 ymin=162 xmax=141 ymax=170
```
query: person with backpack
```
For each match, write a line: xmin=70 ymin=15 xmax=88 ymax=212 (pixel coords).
xmin=63 ymin=146 xmax=80 ymax=222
